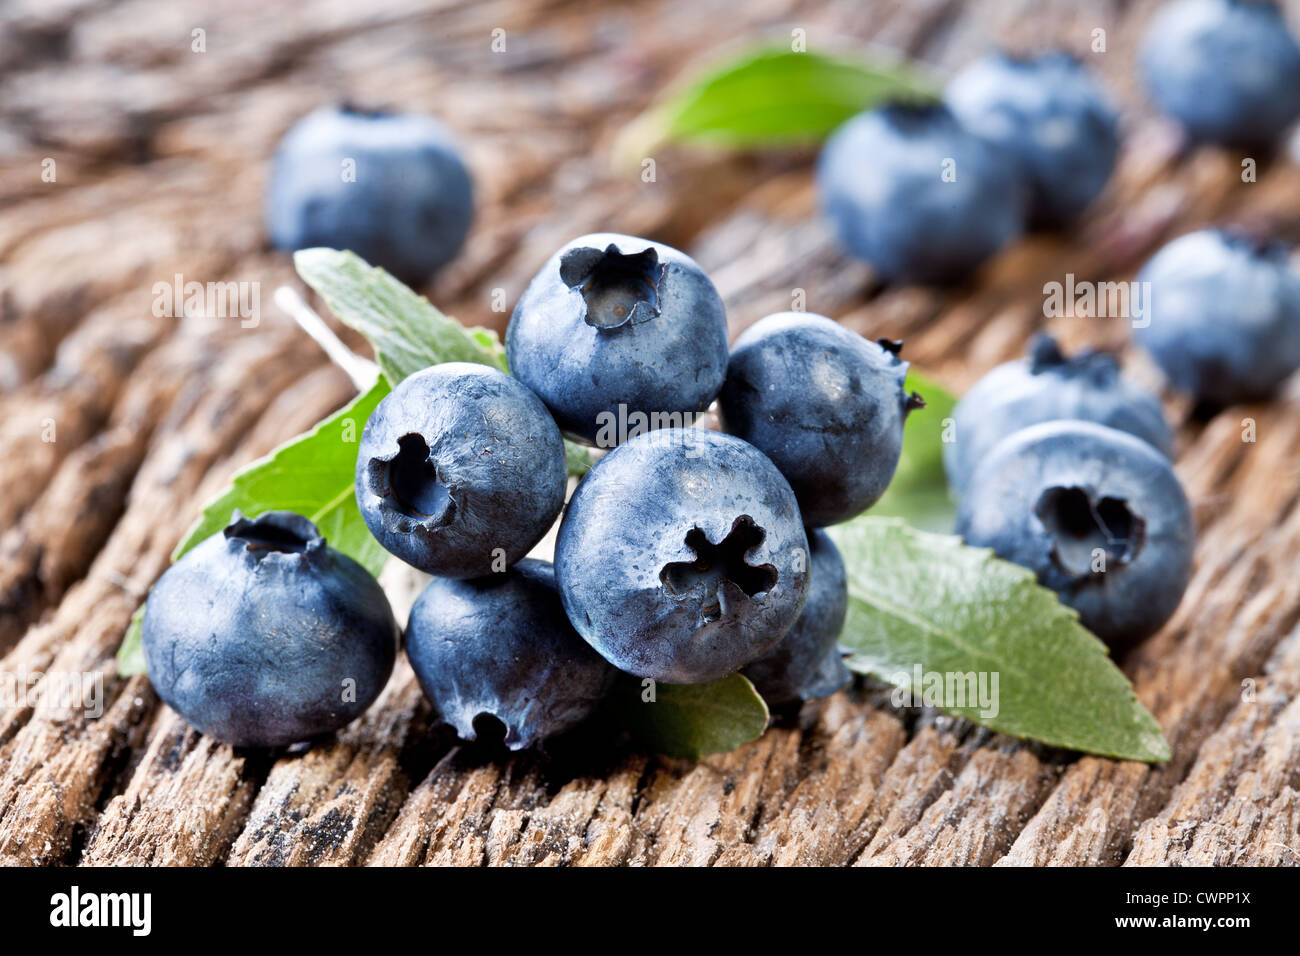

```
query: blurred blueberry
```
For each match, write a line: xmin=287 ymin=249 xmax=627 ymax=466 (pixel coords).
xmin=265 ymin=105 xmax=473 ymax=284
xmin=947 ymin=51 xmax=1119 ymax=227
xmin=405 ymin=560 xmax=617 ymax=750
xmin=556 ymin=429 xmax=809 ymax=684
xmin=1139 ymin=0 xmax=1300 ymax=146
xmin=817 ymin=102 xmax=1027 ymax=284
xmin=945 ymin=334 xmax=1174 ymax=495
xmin=506 ymin=233 xmax=729 ymax=445
xmin=1136 ymin=228 xmax=1300 ymax=405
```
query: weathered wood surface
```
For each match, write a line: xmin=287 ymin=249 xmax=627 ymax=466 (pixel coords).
xmin=2 ymin=0 xmax=1299 ymax=866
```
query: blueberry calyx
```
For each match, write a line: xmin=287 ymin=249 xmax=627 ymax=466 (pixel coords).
xmin=364 ymin=432 xmax=457 ymax=533
xmin=877 ymin=99 xmax=953 ymax=128
xmin=1027 ymin=333 xmax=1118 ymax=386
xmin=1028 ymin=333 xmax=1067 ymax=372
xmin=558 ymin=243 xmax=666 ymax=330
xmin=660 ymin=515 xmax=778 ymax=624
xmin=336 ymin=100 xmax=393 ymax=120
xmin=222 ymin=510 xmax=326 ymax=564
xmin=998 ymin=49 xmax=1081 ymax=68
xmin=1034 ymin=485 xmax=1146 ymax=580
xmin=1216 ymin=225 xmax=1290 ymax=262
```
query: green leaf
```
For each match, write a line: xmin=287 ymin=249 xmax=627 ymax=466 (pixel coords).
xmin=565 ymin=440 xmax=597 ymax=477
xmin=829 ymin=517 xmax=1170 ymax=763
xmin=173 ymin=378 xmax=392 ymax=574
xmin=293 ymin=248 xmax=507 ymax=384
xmin=116 ymin=604 xmax=147 ymax=677
xmin=616 ymin=47 xmax=938 ymax=161
xmin=870 ymin=371 xmax=957 ymax=532
xmin=614 ymin=673 xmax=770 ymax=759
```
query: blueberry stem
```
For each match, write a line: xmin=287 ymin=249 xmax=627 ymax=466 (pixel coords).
xmin=273 ymin=285 xmax=380 ymax=391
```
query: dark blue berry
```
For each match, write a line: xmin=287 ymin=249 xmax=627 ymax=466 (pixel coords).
xmin=1135 ymin=229 xmax=1300 ymax=406
xmin=945 ymin=334 xmax=1174 ymax=495
xmin=143 ymin=511 xmax=400 ymax=748
xmin=556 ymin=429 xmax=809 ymax=684
xmin=506 ymin=233 xmax=729 ymax=446
xmin=742 ymin=529 xmax=851 ymax=706
xmin=957 ymin=421 xmax=1194 ymax=650
xmin=405 ymin=560 xmax=617 ymax=750
xmin=718 ymin=313 xmax=919 ymax=528
xmin=356 ymin=363 xmax=567 ymax=578
xmin=1139 ymin=0 xmax=1300 ymax=147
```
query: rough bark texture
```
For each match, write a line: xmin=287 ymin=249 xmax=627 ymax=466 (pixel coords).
xmin=2 ymin=0 xmax=1299 ymax=866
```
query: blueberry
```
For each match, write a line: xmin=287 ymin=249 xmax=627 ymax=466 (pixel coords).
xmin=265 ymin=105 xmax=473 ymax=285
xmin=405 ymin=559 xmax=617 ymax=750
xmin=956 ymin=421 xmax=1194 ymax=650
xmin=506 ymin=233 xmax=729 ymax=446
xmin=944 ymin=334 xmax=1174 ymax=495
xmin=946 ymin=51 xmax=1118 ymax=227
xmin=142 ymin=511 xmax=400 ymax=748
xmin=355 ymin=362 xmax=567 ymax=578
xmin=742 ymin=529 xmax=851 ymax=706
xmin=556 ymin=429 xmax=809 ymax=684
xmin=817 ymin=102 xmax=1026 ymax=284
xmin=1139 ymin=0 xmax=1300 ymax=147
xmin=1135 ymin=229 xmax=1300 ymax=406
xmin=717 ymin=312 xmax=919 ymax=528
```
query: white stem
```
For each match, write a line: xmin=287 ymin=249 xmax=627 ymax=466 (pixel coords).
xmin=273 ymin=285 xmax=380 ymax=391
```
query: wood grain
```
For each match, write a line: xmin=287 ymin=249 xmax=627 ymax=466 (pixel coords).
xmin=2 ymin=0 xmax=1298 ymax=866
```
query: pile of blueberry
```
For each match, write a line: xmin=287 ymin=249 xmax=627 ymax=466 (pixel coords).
xmin=143 ymin=232 xmax=923 ymax=749
xmin=948 ymin=215 xmax=1300 ymax=651
xmin=947 ymin=336 xmax=1194 ymax=652
xmin=818 ymin=50 xmax=1120 ymax=283
xmin=819 ymin=0 xmax=1300 ymax=285
xmin=947 ymin=218 xmax=1300 ymax=650
xmin=139 ymin=1 xmax=1300 ymax=752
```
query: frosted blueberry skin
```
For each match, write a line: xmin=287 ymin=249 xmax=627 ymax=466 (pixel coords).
xmin=946 ymin=51 xmax=1119 ymax=227
xmin=1135 ymin=229 xmax=1300 ymax=406
xmin=142 ymin=511 xmax=400 ymax=749
xmin=264 ymin=105 xmax=473 ymax=285
xmin=1139 ymin=0 xmax=1300 ymax=147
xmin=944 ymin=334 xmax=1174 ymax=495
xmin=556 ymin=430 xmax=810 ymax=685
xmin=718 ymin=313 xmax=919 ymax=528
xmin=817 ymin=102 xmax=1027 ymax=284
xmin=506 ymin=233 xmax=729 ymax=446
xmin=355 ymin=363 xmax=567 ymax=578
xmin=743 ymin=529 xmax=851 ymax=706
xmin=957 ymin=421 xmax=1195 ymax=651
xmin=405 ymin=560 xmax=617 ymax=751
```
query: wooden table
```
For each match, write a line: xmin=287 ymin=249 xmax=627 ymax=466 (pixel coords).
xmin=1 ymin=0 xmax=1298 ymax=866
